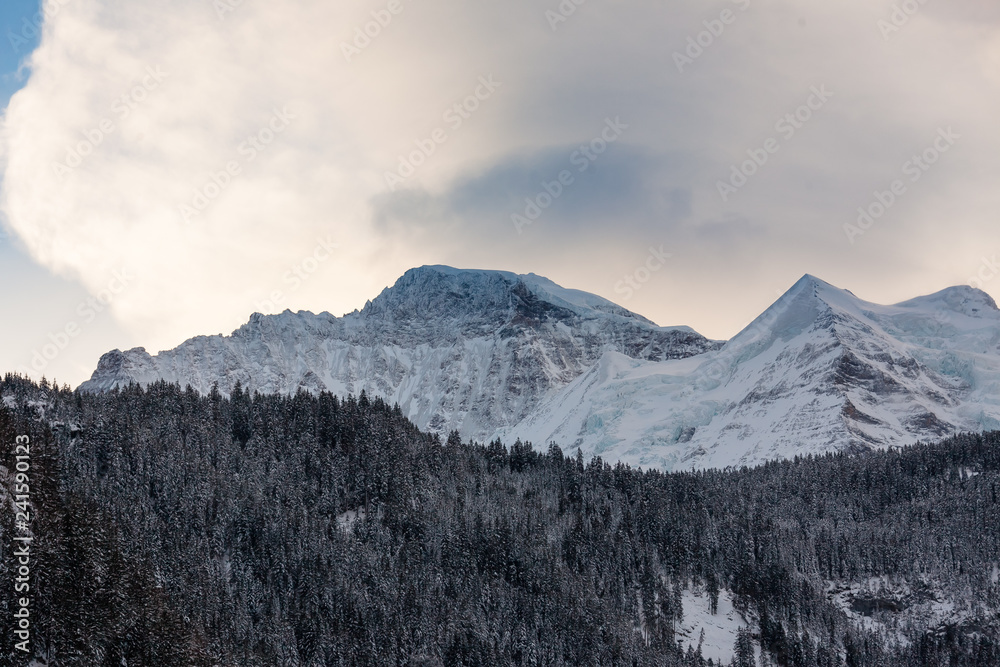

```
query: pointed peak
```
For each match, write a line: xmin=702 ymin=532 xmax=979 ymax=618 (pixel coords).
xmin=724 ymin=275 xmax=863 ymax=354
xmin=794 ymin=273 xmax=823 ymax=287
xmin=789 ymin=273 xmax=847 ymax=295
xmin=780 ymin=273 xmax=863 ymax=306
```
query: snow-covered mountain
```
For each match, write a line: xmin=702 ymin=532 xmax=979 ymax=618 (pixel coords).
xmin=503 ymin=275 xmax=1000 ymax=469
xmin=80 ymin=268 xmax=1000 ymax=470
xmin=80 ymin=266 xmax=717 ymax=440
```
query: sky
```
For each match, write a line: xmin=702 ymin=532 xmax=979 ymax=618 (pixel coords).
xmin=1 ymin=0 xmax=999 ymax=387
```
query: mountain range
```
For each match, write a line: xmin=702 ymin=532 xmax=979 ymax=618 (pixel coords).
xmin=80 ymin=266 xmax=1000 ymax=470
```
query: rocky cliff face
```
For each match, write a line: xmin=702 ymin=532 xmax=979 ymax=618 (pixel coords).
xmin=80 ymin=265 xmax=718 ymax=441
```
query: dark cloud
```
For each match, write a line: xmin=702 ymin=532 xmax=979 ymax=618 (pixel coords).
xmin=373 ymin=143 xmax=703 ymax=248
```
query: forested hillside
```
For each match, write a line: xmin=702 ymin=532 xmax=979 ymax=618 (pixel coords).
xmin=1 ymin=375 xmax=998 ymax=666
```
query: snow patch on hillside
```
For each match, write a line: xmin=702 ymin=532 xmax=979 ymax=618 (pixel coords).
xmin=676 ymin=587 xmax=751 ymax=664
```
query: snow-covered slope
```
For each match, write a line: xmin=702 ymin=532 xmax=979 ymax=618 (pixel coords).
xmin=503 ymin=275 xmax=1000 ymax=469
xmin=676 ymin=587 xmax=755 ymax=664
xmin=80 ymin=266 xmax=717 ymax=441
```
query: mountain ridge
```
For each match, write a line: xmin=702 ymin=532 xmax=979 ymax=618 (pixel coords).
xmin=80 ymin=267 xmax=1000 ymax=470
xmin=504 ymin=273 xmax=1000 ymax=468
xmin=81 ymin=265 xmax=718 ymax=443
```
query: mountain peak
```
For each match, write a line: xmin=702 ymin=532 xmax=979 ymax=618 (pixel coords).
xmin=373 ymin=265 xmax=662 ymax=328
xmin=792 ymin=273 xmax=825 ymax=288
xmin=80 ymin=265 xmax=718 ymax=441
xmin=399 ymin=265 xmax=518 ymax=285
xmin=407 ymin=264 xmax=515 ymax=277
xmin=362 ymin=266 xmax=550 ymax=333
xmin=789 ymin=273 xmax=860 ymax=302
xmin=725 ymin=274 xmax=858 ymax=353
xmin=895 ymin=284 xmax=999 ymax=316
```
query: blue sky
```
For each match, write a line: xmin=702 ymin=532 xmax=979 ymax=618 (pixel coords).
xmin=0 ymin=0 xmax=38 ymax=102
xmin=2 ymin=0 xmax=999 ymax=387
